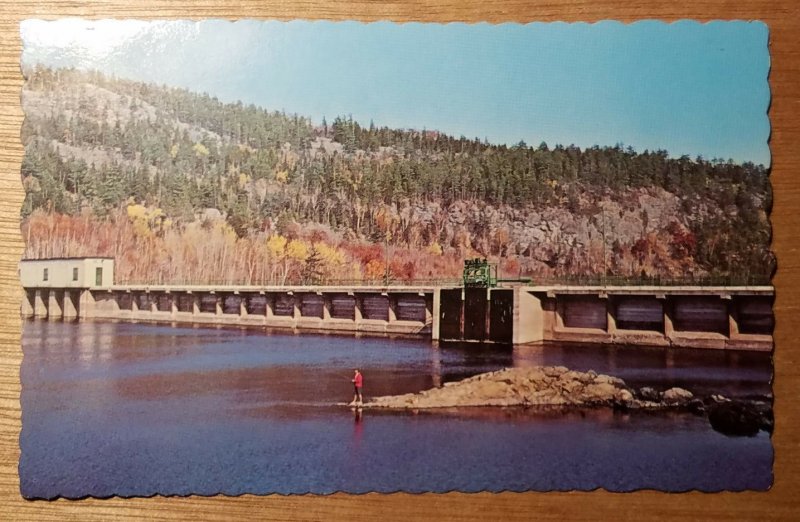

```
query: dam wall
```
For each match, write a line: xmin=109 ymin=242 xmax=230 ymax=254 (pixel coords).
xmin=22 ymin=285 xmax=434 ymax=337
xmin=435 ymin=285 xmax=773 ymax=352
xmin=21 ymin=284 xmax=773 ymax=351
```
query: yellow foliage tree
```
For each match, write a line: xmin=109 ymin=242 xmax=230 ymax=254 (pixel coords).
xmin=286 ymin=239 xmax=309 ymax=261
xmin=126 ymin=203 xmax=167 ymax=237
xmin=316 ymin=242 xmax=345 ymax=267
xmin=264 ymin=234 xmax=289 ymax=284
xmin=314 ymin=242 xmax=346 ymax=279
xmin=427 ymin=242 xmax=443 ymax=256
xmin=266 ymin=234 xmax=287 ymax=260
xmin=193 ymin=142 xmax=210 ymax=157
xmin=213 ymin=220 xmax=238 ymax=244
xmin=349 ymin=262 xmax=363 ymax=281
xmin=126 ymin=203 xmax=147 ymax=220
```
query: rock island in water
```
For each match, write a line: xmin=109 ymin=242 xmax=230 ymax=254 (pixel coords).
xmin=364 ymin=366 xmax=772 ymax=437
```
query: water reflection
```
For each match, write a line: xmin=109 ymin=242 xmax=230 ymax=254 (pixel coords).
xmin=430 ymin=344 xmax=442 ymax=388
xmin=353 ymin=407 xmax=364 ymax=446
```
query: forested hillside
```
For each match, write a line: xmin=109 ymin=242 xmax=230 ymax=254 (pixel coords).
xmin=20 ymin=66 xmax=773 ymax=285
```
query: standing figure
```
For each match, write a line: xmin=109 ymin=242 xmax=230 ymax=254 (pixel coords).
xmin=350 ymin=369 xmax=363 ymax=406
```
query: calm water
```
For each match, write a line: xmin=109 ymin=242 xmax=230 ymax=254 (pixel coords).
xmin=20 ymin=321 xmax=773 ymax=498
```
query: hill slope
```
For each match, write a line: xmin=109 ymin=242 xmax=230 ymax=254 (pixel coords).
xmin=20 ymin=66 xmax=773 ymax=285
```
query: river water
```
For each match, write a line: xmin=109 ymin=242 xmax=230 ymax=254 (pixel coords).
xmin=20 ymin=321 xmax=773 ymax=498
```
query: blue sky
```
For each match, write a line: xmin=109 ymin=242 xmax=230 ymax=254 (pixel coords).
xmin=21 ymin=19 xmax=770 ymax=165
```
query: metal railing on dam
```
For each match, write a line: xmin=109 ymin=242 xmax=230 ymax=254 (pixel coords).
xmin=21 ymin=283 xmax=774 ymax=352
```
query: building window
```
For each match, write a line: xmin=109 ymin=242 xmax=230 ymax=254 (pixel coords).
xmin=73 ymin=267 xmax=79 ymax=281
xmin=96 ymin=267 xmax=103 ymax=286
xmin=43 ymin=268 xmax=48 ymax=282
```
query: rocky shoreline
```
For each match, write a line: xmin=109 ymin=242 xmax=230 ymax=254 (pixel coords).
xmin=363 ymin=366 xmax=772 ymax=437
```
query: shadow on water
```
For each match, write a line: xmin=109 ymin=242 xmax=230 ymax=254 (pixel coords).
xmin=511 ymin=341 xmax=772 ymax=397
xmin=435 ymin=340 xmax=515 ymax=383
xmin=436 ymin=339 xmax=771 ymax=397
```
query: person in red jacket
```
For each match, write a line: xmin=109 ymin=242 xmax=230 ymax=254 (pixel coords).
xmin=350 ymin=369 xmax=363 ymax=406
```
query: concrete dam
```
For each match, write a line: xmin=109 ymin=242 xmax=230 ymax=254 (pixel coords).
xmin=21 ymin=283 xmax=773 ymax=352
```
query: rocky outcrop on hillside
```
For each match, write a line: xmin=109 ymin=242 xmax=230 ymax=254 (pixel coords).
xmin=392 ymin=188 xmax=692 ymax=276
xmin=23 ymin=81 xmax=226 ymax=146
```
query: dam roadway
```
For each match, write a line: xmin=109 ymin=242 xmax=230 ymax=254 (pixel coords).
xmin=21 ymin=283 xmax=773 ymax=351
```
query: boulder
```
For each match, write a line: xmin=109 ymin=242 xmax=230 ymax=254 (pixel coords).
xmin=594 ymin=374 xmax=625 ymax=386
xmin=543 ymin=366 xmax=569 ymax=377
xmin=200 ymin=207 xmax=223 ymax=222
xmin=636 ymin=386 xmax=662 ymax=402
xmin=525 ymin=368 xmax=546 ymax=382
xmin=662 ymin=387 xmax=694 ymax=404
xmin=561 ymin=380 xmax=584 ymax=394
xmin=576 ymin=370 xmax=598 ymax=384
xmin=616 ymin=389 xmax=634 ymax=403
xmin=707 ymin=400 xmax=769 ymax=437
xmin=582 ymin=382 xmax=619 ymax=403
xmin=686 ymin=398 xmax=706 ymax=415
xmin=751 ymin=402 xmax=774 ymax=434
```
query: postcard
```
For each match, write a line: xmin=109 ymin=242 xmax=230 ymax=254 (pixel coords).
xmin=18 ymin=19 xmax=772 ymax=498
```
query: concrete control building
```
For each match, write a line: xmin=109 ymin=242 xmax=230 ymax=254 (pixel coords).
xmin=19 ymin=257 xmax=114 ymax=289
xmin=20 ymin=257 xmax=114 ymax=321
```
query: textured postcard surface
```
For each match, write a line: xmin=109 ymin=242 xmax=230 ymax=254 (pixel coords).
xmin=18 ymin=19 xmax=772 ymax=498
